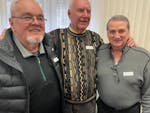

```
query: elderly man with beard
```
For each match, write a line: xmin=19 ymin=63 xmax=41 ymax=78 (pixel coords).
xmin=0 ymin=0 xmax=64 ymax=113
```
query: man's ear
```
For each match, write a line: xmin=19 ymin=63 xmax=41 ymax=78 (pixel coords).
xmin=9 ymin=18 xmax=15 ymax=32
xmin=68 ymin=9 xmax=71 ymax=19
xmin=9 ymin=18 xmax=13 ymax=26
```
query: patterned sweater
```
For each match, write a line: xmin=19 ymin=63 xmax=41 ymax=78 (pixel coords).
xmin=48 ymin=28 xmax=103 ymax=103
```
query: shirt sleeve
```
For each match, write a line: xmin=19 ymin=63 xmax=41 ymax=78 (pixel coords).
xmin=142 ymin=60 xmax=150 ymax=113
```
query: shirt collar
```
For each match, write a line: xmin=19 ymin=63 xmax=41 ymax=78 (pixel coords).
xmin=69 ymin=25 xmax=86 ymax=34
xmin=108 ymin=43 xmax=130 ymax=54
xmin=13 ymin=34 xmax=45 ymax=58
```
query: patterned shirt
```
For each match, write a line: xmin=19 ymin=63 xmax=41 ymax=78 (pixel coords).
xmin=48 ymin=28 xmax=103 ymax=103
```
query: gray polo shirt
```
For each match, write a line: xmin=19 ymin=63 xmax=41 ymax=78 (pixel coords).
xmin=96 ymin=44 xmax=150 ymax=113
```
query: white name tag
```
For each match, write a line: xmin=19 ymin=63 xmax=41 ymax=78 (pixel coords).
xmin=86 ymin=46 xmax=94 ymax=50
xmin=53 ymin=57 xmax=59 ymax=62
xmin=123 ymin=72 xmax=134 ymax=76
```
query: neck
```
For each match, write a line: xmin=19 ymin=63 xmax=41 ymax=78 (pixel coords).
xmin=23 ymin=42 xmax=40 ymax=53
xmin=111 ymin=48 xmax=122 ymax=64
xmin=69 ymin=25 xmax=85 ymax=34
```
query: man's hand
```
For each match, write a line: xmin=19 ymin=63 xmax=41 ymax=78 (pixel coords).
xmin=0 ymin=29 xmax=6 ymax=40
xmin=127 ymin=36 xmax=137 ymax=47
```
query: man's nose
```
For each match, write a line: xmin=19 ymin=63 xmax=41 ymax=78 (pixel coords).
xmin=31 ymin=17 xmax=41 ymax=24
xmin=113 ymin=31 xmax=120 ymax=38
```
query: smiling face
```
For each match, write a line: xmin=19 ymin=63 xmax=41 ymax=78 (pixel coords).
xmin=9 ymin=0 xmax=45 ymax=45
xmin=107 ymin=20 xmax=130 ymax=50
xmin=68 ymin=0 xmax=91 ymax=33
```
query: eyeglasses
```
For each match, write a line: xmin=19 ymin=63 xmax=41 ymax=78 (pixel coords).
xmin=12 ymin=15 xmax=47 ymax=23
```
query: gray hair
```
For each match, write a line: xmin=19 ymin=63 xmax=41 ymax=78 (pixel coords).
xmin=68 ymin=0 xmax=91 ymax=10
xmin=106 ymin=15 xmax=130 ymax=31
xmin=10 ymin=0 xmax=19 ymax=17
xmin=10 ymin=0 xmax=39 ymax=17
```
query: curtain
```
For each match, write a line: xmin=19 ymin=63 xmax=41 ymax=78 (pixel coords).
xmin=37 ymin=0 xmax=70 ymax=32
xmin=0 ymin=0 xmax=11 ymax=32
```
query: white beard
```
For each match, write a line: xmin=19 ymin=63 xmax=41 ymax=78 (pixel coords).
xmin=26 ymin=36 xmax=44 ymax=44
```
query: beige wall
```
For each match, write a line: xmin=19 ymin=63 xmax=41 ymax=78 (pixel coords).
xmin=91 ymin=0 xmax=150 ymax=51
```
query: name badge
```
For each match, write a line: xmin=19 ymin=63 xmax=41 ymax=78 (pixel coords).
xmin=53 ymin=57 xmax=59 ymax=62
xmin=123 ymin=72 xmax=134 ymax=76
xmin=86 ymin=46 xmax=94 ymax=50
